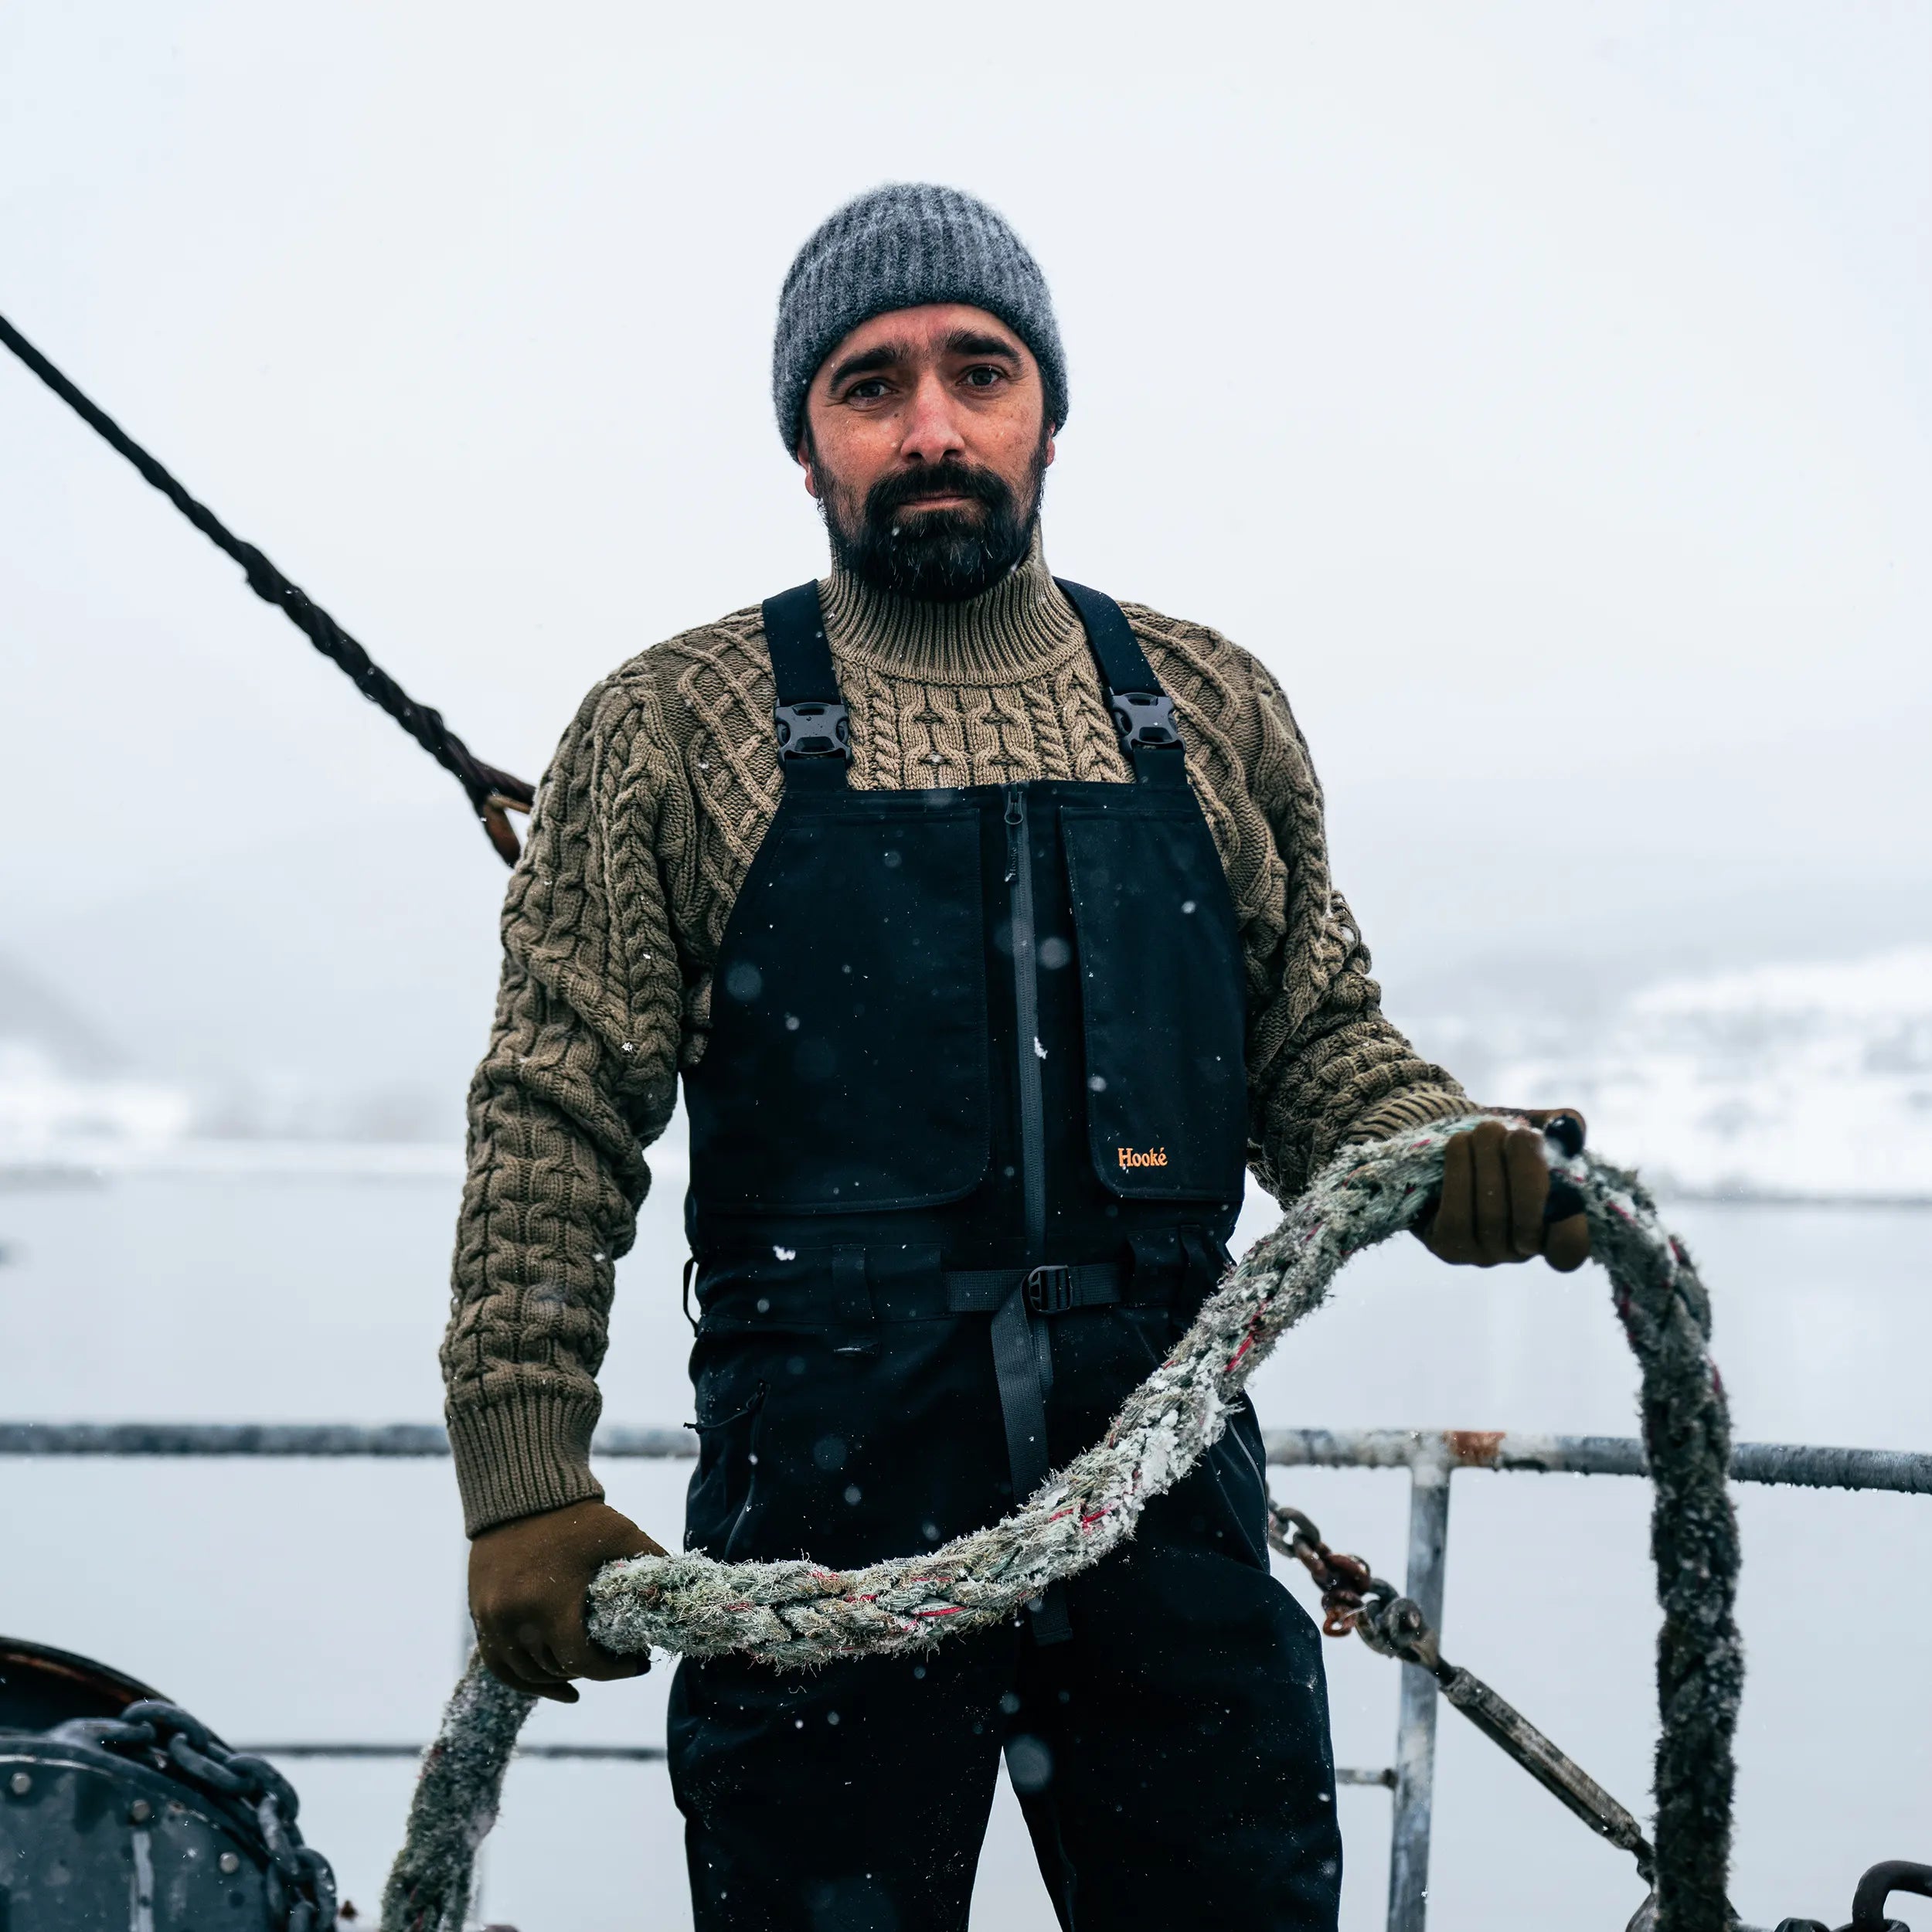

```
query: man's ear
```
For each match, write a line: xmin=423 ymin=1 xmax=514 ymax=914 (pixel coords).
xmin=1043 ymin=431 xmax=1056 ymax=471
xmin=796 ymin=437 xmax=821 ymax=500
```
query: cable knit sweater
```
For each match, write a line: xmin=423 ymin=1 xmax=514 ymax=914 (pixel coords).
xmin=441 ymin=541 xmax=1467 ymax=1536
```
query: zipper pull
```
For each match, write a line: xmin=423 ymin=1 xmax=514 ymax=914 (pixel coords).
xmin=1004 ymin=784 xmax=1024 ymax=883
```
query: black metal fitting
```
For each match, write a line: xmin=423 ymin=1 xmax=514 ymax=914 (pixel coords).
xmin=1107 ymin=690 xmax=1181 ymax=752
xmin=1852 ymin=1861 xmax=1932 ymax=1930
xmin=1542 ymin=1113 xmax=1587 ymax=1223
xmin=1771 ymin=1855 xmax=1930 ymax=1932
xmin=774 ymin=699 xmax=851 ymax=761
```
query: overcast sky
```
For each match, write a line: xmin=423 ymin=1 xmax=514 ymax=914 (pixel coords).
xmin=4 ymin=2 xmax=1927 ymax=1022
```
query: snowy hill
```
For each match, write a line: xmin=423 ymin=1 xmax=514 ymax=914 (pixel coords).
xmin=3 ymin=925 xmax=1928 ymax=1199
xmin=1468 ymin=947 xmax=1932 ymax=1201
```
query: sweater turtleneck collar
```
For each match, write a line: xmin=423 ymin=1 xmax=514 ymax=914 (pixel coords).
xmin=818 ymin=526 xmax=1083 ymax=685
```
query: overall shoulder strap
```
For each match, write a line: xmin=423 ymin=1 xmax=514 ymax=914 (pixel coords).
xmin=1053 ymin=579 xmax=1185 ymax=783
xmin=760 ymin=583 xmax=851 ymax=779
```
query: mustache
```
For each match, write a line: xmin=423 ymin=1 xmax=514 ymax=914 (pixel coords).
xmin=866 ymin=461 xmax=1012 ymax=524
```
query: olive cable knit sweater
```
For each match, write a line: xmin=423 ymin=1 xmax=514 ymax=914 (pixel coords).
xmin=440 ymin=542 xmax=1468 ymax=1536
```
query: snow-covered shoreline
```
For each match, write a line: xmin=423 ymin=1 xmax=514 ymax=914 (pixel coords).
xmin=5 ymin=949 xmax=1927 ymax=1202
xmin=1464 ymin=946 xmax=1932 ymax=1201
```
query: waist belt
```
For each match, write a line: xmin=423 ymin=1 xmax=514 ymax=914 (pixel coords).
xmin=945 ymin=1262 xmax=1128 ymax=1315
xmin=694 ymin=1236 xmax=1230 ymax=1650
xmin=693 ymin=1253 xmax=1151 ymax=1326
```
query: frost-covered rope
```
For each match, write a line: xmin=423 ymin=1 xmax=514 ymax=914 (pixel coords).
xmin=383 ymin=1117 xmax=1741 ymax=1932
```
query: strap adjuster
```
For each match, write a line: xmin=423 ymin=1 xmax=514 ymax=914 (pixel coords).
xmin=774 ymin=699 xmax=851 ymax=761
xmin=1108 ymin=690 xmax=1181 ymax=753
xmin=1025 ymin=1264 xmax=1076 ymax=1315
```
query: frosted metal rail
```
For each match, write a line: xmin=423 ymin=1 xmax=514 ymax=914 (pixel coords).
xmin=7 ymin=1420 xmax=1928 ymax=1493
xmin=1262 ymin=1426 xmax=1932 ymax=1495
xmin=5 ymin=1420 xmax=1925 ymax=1931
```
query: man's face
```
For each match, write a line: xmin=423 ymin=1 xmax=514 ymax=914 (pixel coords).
xmin=799 ymin=303 xmax=1055 ymax=602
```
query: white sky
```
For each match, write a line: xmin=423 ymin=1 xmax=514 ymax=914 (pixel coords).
xmin=4 ymin=2 xmax=1928 ymax=997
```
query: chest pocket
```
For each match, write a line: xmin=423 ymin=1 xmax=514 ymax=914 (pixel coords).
xmin=1063 ymin=805 xmax=1248 ymax=1204
xmin=689 ymin=801 xmax=991 ymax=1214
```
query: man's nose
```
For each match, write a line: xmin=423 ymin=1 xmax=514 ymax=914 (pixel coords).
xmin=898 ymin=370 xmax=968 ymax=465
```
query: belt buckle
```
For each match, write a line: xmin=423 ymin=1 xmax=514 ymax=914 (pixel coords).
xmin=1025 ymin=1264 xmax=1075 ymax=1315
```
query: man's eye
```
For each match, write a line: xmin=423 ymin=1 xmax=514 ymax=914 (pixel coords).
xmin=842 ymin=378 xmax=891 ymax=402
xmin=961 ymin=366 xmax=1004 ymax=389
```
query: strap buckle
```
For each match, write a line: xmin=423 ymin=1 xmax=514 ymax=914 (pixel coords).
xmin=1025 ymin=1264 xmax=1076 ymax=1315
xmin=774 ymin=699 xmax=852 ymax=761
xmin=1108 ymin=690 xmax=1181 ymax=753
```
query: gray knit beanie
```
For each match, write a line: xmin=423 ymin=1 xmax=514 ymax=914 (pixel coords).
xmin=772 ymin=184 xmax=1067 ymax=454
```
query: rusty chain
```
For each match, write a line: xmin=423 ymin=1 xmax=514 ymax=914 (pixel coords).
xmin=1265 ymin=1501 xmax=1398 ymax=1638
xmin=1267 ymin=1495 xmax=1662 ymax=1897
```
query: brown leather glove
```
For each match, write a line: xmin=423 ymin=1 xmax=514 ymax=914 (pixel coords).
xmin=1420 ymin=1110 xmax=1590 ymax=1273
xmin=468 ymin=1498 xmax=665 ymax=1702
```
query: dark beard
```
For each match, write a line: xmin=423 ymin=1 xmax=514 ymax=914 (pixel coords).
xmin=813 ymin=432 xmax=1047 ymax=604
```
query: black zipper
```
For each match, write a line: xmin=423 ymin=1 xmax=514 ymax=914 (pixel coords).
xmin=1005 ymin=784 xmax=1047 ymax=1261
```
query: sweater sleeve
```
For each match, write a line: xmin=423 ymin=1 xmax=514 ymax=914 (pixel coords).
xmin=1239 ymin=658 xmax=1469 ymax=1204
xmin=439 ymin=673 xmax=685 ymax=1537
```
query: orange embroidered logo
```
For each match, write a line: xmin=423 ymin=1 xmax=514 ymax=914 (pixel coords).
xmin=1117 ymin=1147 xmax=1169 ymax=1171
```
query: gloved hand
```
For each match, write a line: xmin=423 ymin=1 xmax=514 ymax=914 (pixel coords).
xmin=1420 ymin=1110 xmax=1590 ymax=1273
xmin=468 ymin=1498 xmax=665 ymax=1702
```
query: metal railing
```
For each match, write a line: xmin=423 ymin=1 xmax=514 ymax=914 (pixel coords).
xmin=6 ymin=1420 xmax=1927 ymax=1931
xmin=1265 ymin=1430 xmax=1930 ymax=1930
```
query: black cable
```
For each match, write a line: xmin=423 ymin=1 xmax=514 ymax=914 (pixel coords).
xmin=0 ymin=308 xmax=533 ymax=862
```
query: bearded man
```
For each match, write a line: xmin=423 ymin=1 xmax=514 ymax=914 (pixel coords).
xmin=444 ymin=184 xmax=1588 ymax=1930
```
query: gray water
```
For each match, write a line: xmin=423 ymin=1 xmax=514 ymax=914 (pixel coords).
xmin=1 ymin=1159 xmax=1926 ymax=1930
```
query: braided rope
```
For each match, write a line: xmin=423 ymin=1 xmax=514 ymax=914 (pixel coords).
xmin=382 ymin=1118 xmax=1741 ymax=1932
xmin=0 ymin=310 xmax=534 ymax=862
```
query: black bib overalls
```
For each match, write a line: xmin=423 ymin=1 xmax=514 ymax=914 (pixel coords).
xmin=666 ymin=583 xmax=1342 ymax=1931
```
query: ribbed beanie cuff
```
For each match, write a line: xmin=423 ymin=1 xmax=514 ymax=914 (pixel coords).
xmin=773 ymin=183 xmax=1067 ymax=454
